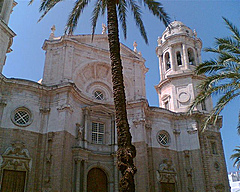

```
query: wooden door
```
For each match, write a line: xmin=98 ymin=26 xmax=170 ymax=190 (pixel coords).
xmin=1 ymin=170 xmax=26 ymax=192
xmin=161 ymin=183 xmax=175 ymax=192
xmin=87 ymin=168 xmax=108 ymax=192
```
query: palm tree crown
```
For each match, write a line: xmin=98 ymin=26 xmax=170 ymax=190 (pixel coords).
xmin=188 ymin=17 xmax=240 ymax=131
xmin=29 ymin=0 xmax=170 ymax=43
xmin=29 ymin=0 xmax=170 ymax=191
xmin=231 ymin=146 xmax=240 ymax=170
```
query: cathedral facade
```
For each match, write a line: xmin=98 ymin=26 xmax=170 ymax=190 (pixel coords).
xmin=0 ymin=1 xmax=230 ymax=192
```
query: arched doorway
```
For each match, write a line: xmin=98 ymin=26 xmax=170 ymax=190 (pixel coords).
xmin=87 ymin=168 xmax=108 ymax=192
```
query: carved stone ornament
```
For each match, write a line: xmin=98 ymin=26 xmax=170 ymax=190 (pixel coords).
xmin=156 ymin=159 xmax=176 ymax=183
xmin=177 ymin=91 xmax=190 ymax=103
xmin=0 ymin=141 xmax=31 ymax=172
xmin=56 ymin=104 xmax=73 ymax=113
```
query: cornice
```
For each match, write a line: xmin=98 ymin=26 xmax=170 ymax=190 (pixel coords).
xmin=42 ymin=35 xmax=146 ymax=63
xmin=0 ymin=19 xmax=16 ymax=37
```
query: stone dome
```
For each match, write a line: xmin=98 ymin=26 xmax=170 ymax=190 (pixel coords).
xmin=158 ymin=21 xmax=195 ymax=44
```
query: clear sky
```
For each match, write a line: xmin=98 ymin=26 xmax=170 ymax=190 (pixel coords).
xmin=4 ymin=0 xmax=240 ymax=172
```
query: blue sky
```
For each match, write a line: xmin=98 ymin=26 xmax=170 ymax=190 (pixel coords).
xmin=4 ymin=0 xmax=240 ymax=172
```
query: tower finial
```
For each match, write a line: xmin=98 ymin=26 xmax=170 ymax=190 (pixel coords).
xmin=49 ymin=25 xmax=56 ymax=40
xmin=133 ymin=41 xmax=138 ymax=53
xmin=102 ymin=23 xmax=107 ymax=34
xmin=193 ymin=29 xmax=197 ymax=38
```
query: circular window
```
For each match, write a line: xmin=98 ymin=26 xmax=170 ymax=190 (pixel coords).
xmin=157 ymin=131 xmax=171 ymax=146
xmin=94 ymin=91 xmax=104 ymax=100
xmin=11 ymin=107 xmax=32 ymax=127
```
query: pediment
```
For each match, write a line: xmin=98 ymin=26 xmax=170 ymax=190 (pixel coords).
xmin=84 ymin=105 xmax=115 ymax=116
xmin=63 ymin=34 xmax=145 ymax=60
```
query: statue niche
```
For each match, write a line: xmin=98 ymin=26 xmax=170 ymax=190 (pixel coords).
xmin=156 ymin=159 xmax=177 ymax=192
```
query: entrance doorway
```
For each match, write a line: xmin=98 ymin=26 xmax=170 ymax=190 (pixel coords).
xmin=1 ymin=170 xmax=26 ymax=192
xmin=87 ymin=168 xmax=108 ymax=192
xmin=161 ymin=183 xmax=176 ymax=192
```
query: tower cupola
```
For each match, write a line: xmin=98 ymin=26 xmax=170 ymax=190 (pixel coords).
xmin=155 ymin=21 xmax=213 ymax=113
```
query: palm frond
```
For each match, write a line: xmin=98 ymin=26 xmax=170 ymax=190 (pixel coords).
xmin=204 ymin=48 xmax=240 ymax=64
xmin=195 ymin=60 xmax=225 ymax=75
xmin=101 ymin=0 xmax=107 ymax=15
xmin=223 ymin=17 xmax=240 ymax=42
xmin=117 ymin=0 xmax=127 ymax=39
xmin=203 ymin=90 xmax=240 ymax=128
xmin=215 ymin=37 xmax=240 ymax=55
xmin=142 ymin=0 xmax=170 ymax=27
xmin=238 ymin=111 xmax=240 ymax=135
xmin=128 ymin=0 xmax=148 ymax=44
xmin=231 ymin=146 xmax=240 ymax=170
xmin=65 ymin=0 xmax=91 ymax=34
xmin=38 ymin=0 xmax=64 ymax=22
xmin=91 ymin=0 xmax=102 ymax=38
xmin=28 ymin=0 xmax=34 ymax=5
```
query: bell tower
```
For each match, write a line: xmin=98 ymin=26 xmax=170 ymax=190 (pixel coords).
xmin=0 ymin=0 xmax=16 ymax=73
xmin=155 ymin=21 xmax=213 ymax=113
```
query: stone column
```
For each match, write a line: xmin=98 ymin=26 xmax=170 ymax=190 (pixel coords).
xmin=113 ymin=156 xmax=119 ymax=192
xmin=196 ymin=47 xmax=202 ymax=65
xmin=75 ymin=158 xmax=82 ymax=192
xmin=111 ymin=115 xmax=116 ymax=153
xmin=83 ymin=160 xmax=88 ymax=192
xmin=0 ymin=99 xmax=6 ymax=127
xmin=83 ymin=109 xmax=88 ymax=149
xmin=182 ymin=44 xmax=189 ymax=69
xmin=169 ymin=47 xmax=176 ymax=71
xmin=63 ymin=45 xmax=74 ymax=81
xmin=162 ymin=53 xmax=166 ymax=77
xmin=159 ymin=54 xmax=164 ymax=81
xmin=184 ymin=150 xmax=194 ymax=192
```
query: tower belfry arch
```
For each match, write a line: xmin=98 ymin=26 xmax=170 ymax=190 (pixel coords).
xmin=155 ymin=21 xmax=213 ymax=113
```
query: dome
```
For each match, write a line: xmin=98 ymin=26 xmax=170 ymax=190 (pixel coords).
xmin=158 ymin=21 xmax=195 ymax=44
xmin=168 ymin=21 xmax=185 ymax=28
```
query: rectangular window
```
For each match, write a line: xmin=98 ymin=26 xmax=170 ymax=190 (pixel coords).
xmin=211 ymin=142 xmax=218 ymax=155
xmin=92 ymin=122 xmax=104 ymax=144
xmin=201 ymin=100 xmax=206 ymax=111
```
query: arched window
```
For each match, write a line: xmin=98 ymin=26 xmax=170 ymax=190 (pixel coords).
xmin=176 ymin=51 xmax=182 ymax=66
xmin=165 ymin=52 xmax=171 ymax=70
xmin=187 ymin=48 xmax=195 ymax=65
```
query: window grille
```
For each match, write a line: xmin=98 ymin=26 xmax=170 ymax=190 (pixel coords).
xmin=94 ymin=91 xmax=104 ymax=100
xmin=11 ymin=107 xmax=32 ymax=127
xmin=157 ymin=131 xmax=171 ymax=146
xmin=92 ymin=122 xmax=104 ymax=144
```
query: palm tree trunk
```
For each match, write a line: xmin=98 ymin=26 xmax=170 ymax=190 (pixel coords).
xmin=106 ymin=1 xmax=137 ymax=191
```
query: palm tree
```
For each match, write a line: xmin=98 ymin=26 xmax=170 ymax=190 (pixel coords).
xmin=231 ymin=146 xmax=240 ymax=170
xmin=29 ymin=0 xmax=170 ymax=191
xmin=188 ymin=17 xmax=240 ymax=131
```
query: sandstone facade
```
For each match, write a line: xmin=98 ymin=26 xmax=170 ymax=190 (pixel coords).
xmin=0 ymin=1 xmax=230 ymax=191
